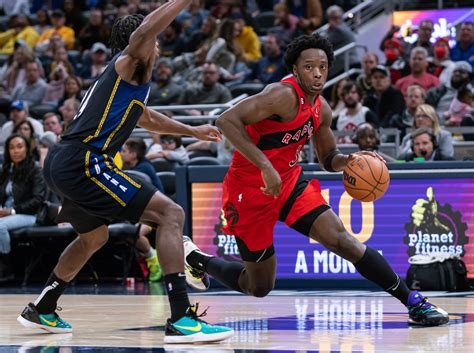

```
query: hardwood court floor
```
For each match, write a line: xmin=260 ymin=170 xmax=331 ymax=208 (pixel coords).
xmin=0 ymin=290 xmax=473 ymax=352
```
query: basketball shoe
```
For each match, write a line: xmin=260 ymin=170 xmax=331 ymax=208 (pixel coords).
xmin=183 ymin=236 xmax=210 ymax=291
xmin=146 ymin=249 xmax=163 ymax=282
xmin=164 ymin=303 xmax=234 ymax=343
xmin=17 ymin=303 xmax=72 ymax=333
xmin=406 ymin=291 xmax=449 ymax=326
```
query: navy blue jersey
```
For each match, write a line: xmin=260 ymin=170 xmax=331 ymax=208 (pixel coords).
xmin=62 ymin=53 xmax=151 ymax=155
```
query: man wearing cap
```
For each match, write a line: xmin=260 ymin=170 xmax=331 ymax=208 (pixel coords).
xmin=79 ymin=43 xmax=109 ymax=88
xmin=363 ymin=65 xmax=406 ymax=127
xmin=451 ymin=21 xmax=473 ymax=66
xmin=426 ymin=61 xmax=472 ymax=121
xmin=148 ymin=58 xmax=183 ymax=106
xmin=0 ymin=100 xmax=43 ymax=145
xmin=395 ymin=46 xmax=440 ymax=96
xmin=37 ymin=10 xmax=75 ymax=50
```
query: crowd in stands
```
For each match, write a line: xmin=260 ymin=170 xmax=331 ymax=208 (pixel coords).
xmin=0 ymin=1 xmax=472 ymax=282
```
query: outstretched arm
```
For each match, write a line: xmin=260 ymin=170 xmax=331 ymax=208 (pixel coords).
xmin=126 ymin=0 xmax=191 ymax=61
xmin=138 ymin=108 xmax=221 ymax=142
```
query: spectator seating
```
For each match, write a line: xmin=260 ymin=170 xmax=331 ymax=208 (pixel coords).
xmin=255 ymin=11 xmax=276 ymax=35
xmin=157 ymin=171 xmax=176 ymax=200
xmin=10 ymin=222 xmax=138 ymax=285
xmin=151 ymin=158 xmax=178 ymax=172
xmin=188 ymin=150 xmax=216 ymax=159
xmin=123 ymin=169 xmax=152 ymax=184
xmin=186 ymin=156 xmax=221 ymax=166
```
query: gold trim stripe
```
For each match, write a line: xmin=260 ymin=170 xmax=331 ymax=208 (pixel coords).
xmin=102 ymin=99 xmax=145 ymax=151
xmin=103 ymin=155 xmax=142 ymax=189
xmin=85 ymin=151 xmax=126 ymax=207
xmin=91 ymin=177 xmax=126 ymax=207
xmin=83 ymin=76 xmax=122 ymax=143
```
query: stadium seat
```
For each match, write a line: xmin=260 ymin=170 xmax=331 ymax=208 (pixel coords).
xmin=10 ymin=221 xmax=138 ymax=285
xmin=157 ymin=171 xmax=176 ymax=200
xmin=151 ymin=158 xmax=177 ymax=172
xmin=123 ymin=169 xmax=152 ymax=184
xmin=256 ymin=11 xmax=276 ymax=35
xmin=185 ymin=156 xmax=221 ymax=165
xmin=188 ymin=150 xmax=216 ymax=159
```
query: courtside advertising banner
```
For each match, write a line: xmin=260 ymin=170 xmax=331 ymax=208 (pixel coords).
xmin=192 ymin=178 xmax=474 ymax=279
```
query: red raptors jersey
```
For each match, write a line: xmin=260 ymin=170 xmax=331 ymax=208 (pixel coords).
xmin=228 ymin=76 xmax=321 ymax=184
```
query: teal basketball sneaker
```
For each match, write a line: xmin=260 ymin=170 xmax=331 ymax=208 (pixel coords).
xmin=406 ymin=291 xmax=449 ymax=326
xmin=164 ymin=303 xmax=234 ymax=343
xmin=17 ymin=303 xmax=72 ymax=333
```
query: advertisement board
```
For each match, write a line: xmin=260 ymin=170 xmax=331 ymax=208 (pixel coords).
xmin=192 ymin=178 xmax=474 ymax=279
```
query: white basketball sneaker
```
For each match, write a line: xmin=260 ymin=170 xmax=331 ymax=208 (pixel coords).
xmin=183 ymin=236 xmax=211 ymax=291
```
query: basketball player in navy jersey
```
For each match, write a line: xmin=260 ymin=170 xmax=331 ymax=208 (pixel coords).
xmin=17 ymin=1 xmax=233 ymax=343
xmin=183 ymin=34 xmax=449 ymax=326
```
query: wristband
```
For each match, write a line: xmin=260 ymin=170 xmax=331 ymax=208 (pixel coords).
xmin=323 ymin=149 xmax=342 ymax=172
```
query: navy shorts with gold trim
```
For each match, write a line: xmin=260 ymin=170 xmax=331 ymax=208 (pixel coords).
xmin=44 ymin=143 xmax=157 ymax=233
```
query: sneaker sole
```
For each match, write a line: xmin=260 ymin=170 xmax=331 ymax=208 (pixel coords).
xmin=17 ymin=315 xmax=73 ymax=334
xmin=408 ymin=316 xmax=450 ymax=326
xmin=164 ymin=330 xmax=234 ymax=344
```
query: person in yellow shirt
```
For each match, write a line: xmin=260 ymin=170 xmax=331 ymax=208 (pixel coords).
xmin=37 ymin=10 xmax=75 ymax=51
xmin=0 ymin=15 xmax=39 ymax=55
xmin=233 ymin=14 xmax=261 ymax=63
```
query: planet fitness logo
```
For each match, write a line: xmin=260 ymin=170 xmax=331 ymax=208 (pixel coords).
xmin=212 ymin=209 xmax=240 ymax=260
xmin=403 ymin=188 xmax=468 ymax=257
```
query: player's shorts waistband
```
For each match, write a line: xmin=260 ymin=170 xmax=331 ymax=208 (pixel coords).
xmin=60 ymin=139 xmax=110 ymax=156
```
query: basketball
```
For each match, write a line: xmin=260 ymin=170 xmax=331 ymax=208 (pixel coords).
xmin=343 ymin=153 xmax=390 ymax=202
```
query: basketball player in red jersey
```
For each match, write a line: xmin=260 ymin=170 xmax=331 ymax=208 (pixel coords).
xmin=184 ymin=34 xmax=449 ymax=326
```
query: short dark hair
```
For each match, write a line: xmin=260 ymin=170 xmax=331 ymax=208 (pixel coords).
xmin=110 ymin=14 xmax=145 ymax=55
xmin=342 ymin=81 xmax=362 ymax=97
xmin=411 ymin=127 xmax=438 ymax=150
xmin=125 ymin=137 xmax=147 ymax=161
xmin=284 ymin=33 xmax=334 ymax=70
xmin=161 ymin=134 xmax=182 ymax=147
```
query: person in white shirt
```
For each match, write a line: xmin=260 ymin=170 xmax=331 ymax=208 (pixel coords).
xmin=332 ymin=81 xmax=378 ymax=143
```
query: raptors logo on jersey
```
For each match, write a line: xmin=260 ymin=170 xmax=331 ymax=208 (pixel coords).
xmin=228 ymin=75 xmax=321 ymax=182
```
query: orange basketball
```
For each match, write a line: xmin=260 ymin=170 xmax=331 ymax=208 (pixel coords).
xmin=343 ymin=154 xmax=390 ymax=202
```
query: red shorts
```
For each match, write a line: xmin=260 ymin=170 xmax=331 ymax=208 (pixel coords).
xmin=221 ymin=171 xmax=329 ymax=252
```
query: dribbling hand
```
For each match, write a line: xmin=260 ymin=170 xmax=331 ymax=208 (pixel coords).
xmin=352 ymin=150 xmax=387 ymax=164
xmin=260 ymin=165 xmax=281 ymax=198
xmin=192 ymin=125 xmax=222 ymax=142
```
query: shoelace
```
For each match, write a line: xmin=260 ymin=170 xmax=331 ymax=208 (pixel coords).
xmin=187 ymin=303 xmax=210 ymax=322
xmin=411 ymin=297 xmax=435 ymax=313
